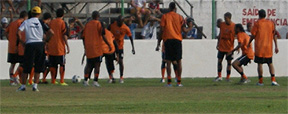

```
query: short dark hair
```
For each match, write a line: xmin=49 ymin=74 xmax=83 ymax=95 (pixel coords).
xmin=169 ymin=2 xmax=176 ymax=10
xmin=258 ymin=9 xmax=266 ymax=18
xmin=235 ymin=24 xmax=245 ymax=32
xmin=43 ymin=12 xmax=52 ymax=20
xmin=56 ymin=8 xmax=64 ymax=17
xmin=19 ymin=11 xmax=28 ymax=18
xmin=92 ymin=11 xmax=100 ymax=19
xmin=224 ymin=12 xmax=232 ymax=19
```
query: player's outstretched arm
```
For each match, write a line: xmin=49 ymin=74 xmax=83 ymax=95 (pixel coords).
xmin=129 ymin=36 xmax=135 ymax=54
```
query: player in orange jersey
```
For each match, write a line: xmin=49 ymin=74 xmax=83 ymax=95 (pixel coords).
xmin=231 ymin=24 xmax=254 ymax=84
xmin=156 ymin=2 xmax=192 ymax=87
xmin=47 ymin=8 xmax=70 ymax=86
xmin=214 ymin=12 xmax=235 ymax=82
xmin=108 ymin=15 xmax=135 ymax=83
xmin=249 ymin=9 xmax=279 ymax=86
xmin=82 ymin=11 xmax=111 ymax=87
xmin=6 ymin=11 xmax=28 ymax=85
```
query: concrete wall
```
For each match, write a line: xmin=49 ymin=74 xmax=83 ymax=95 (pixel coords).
xmin=0 ymin=40 xmax=287 ymax=80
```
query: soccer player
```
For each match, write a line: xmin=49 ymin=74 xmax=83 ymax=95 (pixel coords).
xmin=109 ymin=15 xmax=136 ymax=83
xmin=102 ymin=23 xmax=119 ymax=83
xmin=6 ymin=11 xmax=28 ymax=85
xmin=82 ymin=11 xmax=111 ymax=87
xmin=155 ymin=2 xmax=192 ymax=87
xmin=47 ymin=8 xmax=70 ymax=86
xmin=214 ymin=12 xmax=235 ymax=82
xmin=231 ymin=24 xmax=254 ymax=83
xmin=249 ymin=9 xmax=280 ymax=86
xmin=159 ymin=43 xmax=178 ymax=83
xmin=17 ymin=6 xmax=46 ymax=91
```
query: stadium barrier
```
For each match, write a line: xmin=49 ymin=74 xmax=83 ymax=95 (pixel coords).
xmin=0 ymin=40 xmax=287 ymax=80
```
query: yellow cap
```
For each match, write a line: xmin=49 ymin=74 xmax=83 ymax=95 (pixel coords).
xmin=31 ymin=6 xmax=41 ymax=14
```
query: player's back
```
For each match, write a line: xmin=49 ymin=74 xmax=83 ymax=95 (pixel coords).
xmin=48 ymin=18 xmax=66 ymax=56
xmin=160 ymin=11 xmax=183 ymax=41
xmin=7 ymin=19 xmax=23 ymax=54
xmin=102 ymin=29 xmax=115 ymax=54
xmin=237 ymin=32 xmax=254 ymax=59
xmin=82 ymin=20 xmax=103 ymax=58
xmin=251 ymin=19 xmax=274 ymax=58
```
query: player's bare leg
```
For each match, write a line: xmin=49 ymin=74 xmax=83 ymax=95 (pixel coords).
xmin=226 ymin=60 xmax=232 ymax=81
xmin=119 ymin=58 xmax=124 ymax=83
xmin=93 ymin=62 xmax=101 ymax=87
xmin=214 ymin=59 xmax=223 ymax=81
xmin=268 ymin=63 xmax=279 ymax=86
xmin=232 ymin=60 xmax=249 ymax=83
xmin=257 ymin=63 xmax=264 ymax=85
xmin=176 ymin=60 xmax=182 ymax=86
xmin=9 ymin=63 xmax=16 ymax=85
xmin=166 ymin=61 xmax=172 ymax=86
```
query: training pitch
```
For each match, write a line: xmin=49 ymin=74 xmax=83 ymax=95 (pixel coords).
xmin=1 ymin=77 xmax=287 ymax=113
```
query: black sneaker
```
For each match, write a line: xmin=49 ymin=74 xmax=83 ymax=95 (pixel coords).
xmin=32 ymin=87 xmax=39 ymax=92
xmin=16 ymin=87 xmax=26 ymax=92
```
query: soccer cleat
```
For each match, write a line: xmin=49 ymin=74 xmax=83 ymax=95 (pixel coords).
xmin=60 ymin=82 xmax=68 ymax=86
xmin=271 ymin=81 xmax=280 ymax=86
xmin=256 ymin=82 xmax=264 ymax=86
xmin=160 ymin=79 xmax=165 ymax=83
xmin=214 ymin=77 xmax=222 ymax=82
xmin=239 ymin=79 xmax=251 ymax=84
xmin=32 ymin=87 xmax=39 ymax=92
xmin=176 ymin=84 xmax=183 ymax=87
xmin=10 ymin=82 xmax=17 ymax=86
xmin=39 ymin=81 xmax=48 ymax=84
xmin=108 ymin=79 xmax=116 ymax=84
xmin=16 ymin=86 xmax=26 ymax=92
xmin=226 ymin=78 xmax=232 ymax=82
xmin=93 ymin=81 xmax=101 ymax=87
xmin=165 ymin=84 xmax=172 ymax=87
xmin=119 ymin=79 xmax=124 ymax=84
xmin=83 ymin=81 xmax=89 ymax=86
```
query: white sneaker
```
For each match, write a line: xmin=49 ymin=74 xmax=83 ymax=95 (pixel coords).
xmin=93 ymin=81 xmax=101 ymax=87
xmin=160 ymin=79 xmax=165 ymax=83
xmin=256 ymin=82 xmax=264 ymax=86
xmin=176 ymin=84 xmax=183 ymax=87
xmin=239 ymin=79 xmax=251 ymax=84
xmin=10 ymin=82 xmax=17 ymax=86
xmin=83 ymin=81 xmax=89 ymax=86
xmin=108 ymin=79 xmax=116 ymax=83
xmin=214 ymin=77 xmax=222 ymax=82
xmin=271 ymin=81 xmax=280 ymax=86
xmin=119 ymin=79 xmax=124 ymax=84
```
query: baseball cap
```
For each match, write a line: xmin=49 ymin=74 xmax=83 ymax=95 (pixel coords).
xmin=1 ymin=17 xmax=8 ymax=24
xmin=31 ymin=6 xmax=41 ymax=14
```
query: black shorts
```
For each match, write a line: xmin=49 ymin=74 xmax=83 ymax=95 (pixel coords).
xmin=254 ymin=56 xmax=272 ymax=64
xmin=119 ymin=49 xmax=124 ymax=59
xmin=104 ymin=53 xmax=115 ymax=72
xmin=217 ymin=51 xmax=233 ymax=60
xmin=86 ymin=56 xmax=102 ymax=68
xmin=49 ymin=55 xmax=65 ymax=67
xmin=7 ymin=53 xmax=19 ymax=64
xmin=18 ymin=55 xmax=24 ymax=64
xmin=164 ymin=39 xmax=182 ymax=61
xmin=237 ymin=55 xmax=251 ymax=66
xmin=23 ymin=42 xmax=45 ymax=73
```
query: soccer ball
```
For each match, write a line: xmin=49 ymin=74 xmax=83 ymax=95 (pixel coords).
xmin=72 ymin=75 xmax=81 ymax=83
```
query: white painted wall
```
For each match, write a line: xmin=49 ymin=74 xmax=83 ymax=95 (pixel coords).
xmin=0 ymin=40 xmax=287 ymax=80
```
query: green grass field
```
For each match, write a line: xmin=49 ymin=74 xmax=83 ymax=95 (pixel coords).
xmin=1 ymin=77 xmax=287 ymax=114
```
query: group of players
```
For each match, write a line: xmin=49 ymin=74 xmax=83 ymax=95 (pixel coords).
xmin=5 ymin=2 xmax=280 ymax=91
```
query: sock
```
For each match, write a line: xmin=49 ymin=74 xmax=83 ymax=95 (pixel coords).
xmin=242 ymin=74 xmax=247 ymax=79
xmin=167 ymin=76 xmax=171 ymax=85
xmin=94 ymin=74 xmax=99 ymax=82
xmin=161 ymin=68 xmax=165 ymax=79
xmin=120 ymin=76 xmax=123 ymax=80
xmin=218 ymin=72 xmax=222 ymax=78
xmin=258 ymin=76 xmax=263 ymax=83
xmin=271 ymin=74 xmax=276 ymax=82
xmin=226 ymin=70 xmax=231 ymax=79
xmin=50 ymin=67 xmax=57 ymax=84
xmin=177 ymin=76 xmax=181 ymax=85
xmin=84 ymin=74 xmax=89 ymax=81
xmin=60 ymin=66 xmax=65 ymax=83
